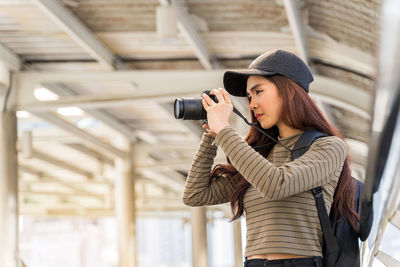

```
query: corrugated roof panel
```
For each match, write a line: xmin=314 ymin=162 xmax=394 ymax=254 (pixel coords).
xmin=69 ymin=0 xmax=159 ymax=31
xmin=69 ymin=0 xmax=288 ymax=32
xmin=307 ymin=0 xmax=381 ymax=54
xmin=0 ymin=5 xmax=91 ymax=60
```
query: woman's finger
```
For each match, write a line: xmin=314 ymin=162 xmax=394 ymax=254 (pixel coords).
xmin=202 ymin=93 xmax=216 ymax=108
xmin=220 ymin=88 xmax=232 ymax=104
xmin=202 ymin=93 xmax=212 ymax=104
xmin=211 ymin=88 xmax=226 ymax=104
xmin=202 ymin=98 xmax=214 ymax=112
xmin=202 ymin=95 xmax=209 ymax=106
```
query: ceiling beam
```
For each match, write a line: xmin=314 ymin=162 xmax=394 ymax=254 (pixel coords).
xmin=313 ymin=99 xmax=336 ymax=125
xmin=137 ymin=159 xmax=192 ymax=170
xmin=21 ymin=0 xmax=139 ymax=144
xmin=138 ymin=170 xmax=184 ymax=195
xmin=12 ymin=0 xmax=147 ymax=143
xmin=283 ymin=0 xmax=311 ymax=65
xmin=20 ymin=178 xmax=113 ymax=187
xmin=31 ymin=0 xmax=122 ymax=70
xmin=16 ymin=90 xmax=200 ymax=112
xmin=19 ymin=164 xmax=103 ymax=196
xmin=84 ymin=108 xmax=138 ymax=141
xmin=64 ymin=142 xmax=114 ymax=166
xmin=13 ymin=70 xmax=225 ymax=115
xmin=18 ymin=206 xmax=114 ymax=217
xmin=310 ymin=93 xmax=370 ymax=120
xmin=31 ymin=112 xmax=127 ymax=158
xmin=166 ymin=0 xmax=222 ymax=69
xmin=15 ymin=69 xmax=225 ymax=84
xmin=94 ymin=30 xmax=374 ymax=76
xmin=310 ymin=76 xmax=371 ymax=118
xmin=15 ymin=70 xmax=371 ymax=119
xmin=18 ymin=206 xmax=228 ymax=218
xmin=25 ymin=148 xmax=93 ymax=178
xmin=0 ymin=43 xmax=22 ymax=71
xmin=20 ymin=190 xmax=105 ymax=200
xmin=18 ymin=89 xmax=369 ymax=121
xmin=39 ymin=82 xmax=138 ymax=141
xmin=138 ymin=177 xmax=178 ymax=195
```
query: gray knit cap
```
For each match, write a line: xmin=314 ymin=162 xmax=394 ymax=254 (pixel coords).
xmin=223 ymin=49 xmax=314 ymax=96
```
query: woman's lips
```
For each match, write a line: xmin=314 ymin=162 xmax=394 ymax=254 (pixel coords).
xmin=256 ymin=114 xmax=263 ymax=120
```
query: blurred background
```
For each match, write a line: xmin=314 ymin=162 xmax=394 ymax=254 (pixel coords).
xmin=0 ymin=0 xmax=400 ymax=266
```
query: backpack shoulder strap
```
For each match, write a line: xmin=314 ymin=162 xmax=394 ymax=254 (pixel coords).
xmin=292 ymin=130 xmax=340 ymax=262
xmin=312 ymin=187 xmax=340 ymax=261
xmin=292 ymin=129 xmax=327 ymax=160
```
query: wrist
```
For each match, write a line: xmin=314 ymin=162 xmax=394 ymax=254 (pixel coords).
xmin=215 ymin=124 xmax=230 ymax=135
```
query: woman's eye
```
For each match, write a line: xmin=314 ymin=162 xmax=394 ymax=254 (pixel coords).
xmin=255 ymin=90 xmax=262 ymax=95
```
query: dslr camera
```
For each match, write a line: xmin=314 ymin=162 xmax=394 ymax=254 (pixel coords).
xmin=174 ymin=90 xmax=218 ymax=120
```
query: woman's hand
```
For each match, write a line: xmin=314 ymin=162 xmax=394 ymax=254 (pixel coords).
xmin=201 ymin=121 xmax=216 ymax=137
xmin=202 ymin=88 xmax=233 ymax=136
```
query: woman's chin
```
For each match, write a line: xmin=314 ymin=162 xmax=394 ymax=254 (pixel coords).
xmin=260 ymin=121 xmax=274 ymax=129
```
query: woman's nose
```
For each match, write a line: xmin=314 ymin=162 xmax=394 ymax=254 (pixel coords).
xmin=249 ymin=99 xmax=257 ymax=110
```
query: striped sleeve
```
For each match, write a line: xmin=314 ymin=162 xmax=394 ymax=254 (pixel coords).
xmin=182 ymin=132 xmax=239 ymax=206
xmin=214 ymin=126 xmax=347 ymax=200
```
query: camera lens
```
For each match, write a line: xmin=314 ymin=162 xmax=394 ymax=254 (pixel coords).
xmin=173 ymin=98 xmax=206 ymax=120
xmin=173 ymin=90 xmax=217 ymax=121
xmin=174 ymin=99 xmax=184 ymax=119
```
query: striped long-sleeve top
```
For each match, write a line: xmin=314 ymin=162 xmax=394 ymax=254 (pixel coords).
xmin=182 ymin=126 xmax=347 ymax=258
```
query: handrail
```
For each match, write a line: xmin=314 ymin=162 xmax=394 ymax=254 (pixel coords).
xmin=361 ymin=0 xmax=400 ymax=265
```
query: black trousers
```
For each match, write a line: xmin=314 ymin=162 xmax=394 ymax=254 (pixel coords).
xmin=244 ymin=257 xmax=323 ymax=267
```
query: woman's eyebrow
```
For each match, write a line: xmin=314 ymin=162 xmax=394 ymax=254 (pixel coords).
xmin=246 ymin=84 xmax=262 ymax=96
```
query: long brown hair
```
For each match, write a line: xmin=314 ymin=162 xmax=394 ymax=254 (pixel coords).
xmin=211 ymin=75 xmax=360 ymax=231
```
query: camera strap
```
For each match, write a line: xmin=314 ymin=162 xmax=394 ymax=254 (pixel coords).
xmin=232 ymin=107 xmax=293 ymax=152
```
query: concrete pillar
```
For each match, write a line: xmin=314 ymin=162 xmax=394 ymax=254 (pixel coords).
xmin=232 ymin=220 xmax=243 ymax=267
xmin=0 ymin=111 xmax=19 ymax=266
xmin=190 ymin=207 xmax=208 ymax=267
xmin=115 ymin=142 xmax=137 ymax=267
xmin=0 ymin=61 xmax=19 ymax=267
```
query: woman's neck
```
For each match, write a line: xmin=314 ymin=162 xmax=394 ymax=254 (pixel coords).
xmin=277 ymin=123 xmax=303 ymax=138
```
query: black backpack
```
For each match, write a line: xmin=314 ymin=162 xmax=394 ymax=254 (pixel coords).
xmin=292 ymin=130 xmax=373 ymax=267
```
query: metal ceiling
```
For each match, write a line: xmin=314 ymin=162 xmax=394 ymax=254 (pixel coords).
xmin=4 ymin=0 xmax=400 ymax=266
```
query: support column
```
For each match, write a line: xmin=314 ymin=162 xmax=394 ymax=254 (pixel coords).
xmin=190 ymin=207 xmax=208 ymax=267
xmin=0 ymin=61 xmax=19 ymax=267
xmin=115 ymin=141 xmax=137 ymax=267
xmin=233 ymin=220 xmax=243 ymax=267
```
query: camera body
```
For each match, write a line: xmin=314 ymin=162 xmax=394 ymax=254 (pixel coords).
xmin=174 ymin=90 xmax=218 ymax=120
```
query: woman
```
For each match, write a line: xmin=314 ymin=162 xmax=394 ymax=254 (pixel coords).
xmin=182 ymin=50 xmax=359 ymax=267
